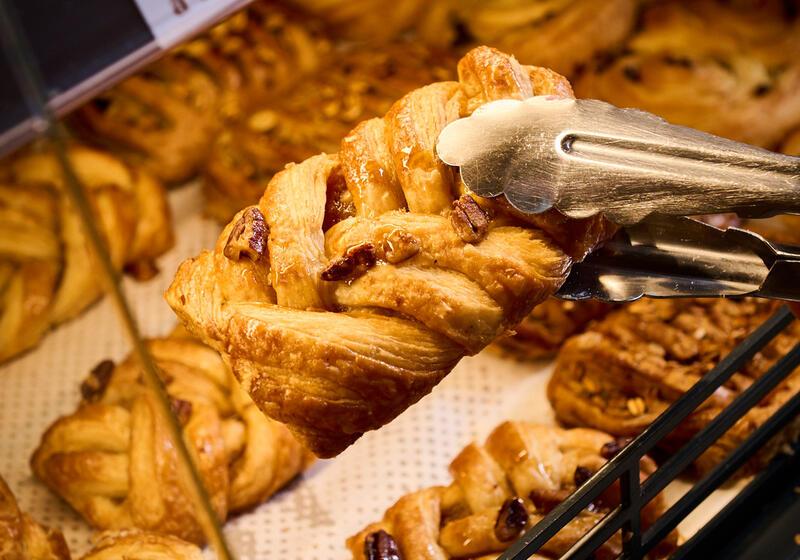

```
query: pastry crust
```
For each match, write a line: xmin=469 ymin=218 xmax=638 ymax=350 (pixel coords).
xmin=549 ymin=298 xmax=800 ymax=476
xmin=0 ymin=475 xmax=70 ymax=560
xmin=347 ymin=422 xmax=677 ymax=559
xmin=167 ymin=47 xmax=615 ymax=457
xmin=0 ymin=146 xmax=172 ymax=363
xmin=79 ymin=531 xmax=202 ymax=560
xmin=455 ymin=0 xmax=640 ymax=76
xmin=31 ymin=337 xmax=311 ymax=544
xmin=576 ymin=0 xmax=800 ymax=148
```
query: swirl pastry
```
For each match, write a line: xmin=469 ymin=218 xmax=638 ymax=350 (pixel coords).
xmin=79 ymin=531 xmax=202 ymax=560
xmin=0 ymin=146 xmax=172 ymax=364
xmin=0 ymin=474 xmax=70 ymax=560
xmin=31 ymin=336 xmax=311 ymax=544
xmin=549 ymin=298 xmax=800 ymax=476
xmin=455 ymin=0 xmax=640 ymax=76
xmin=348 ymin=422 xmax=677 ymax=559
xmin=576 ymin=0 xmax=800 ymax=148
xmin=203 ymin=41 xmax=457 ymax=222
xmin=167 ymin=46 xmax=615 ymax=457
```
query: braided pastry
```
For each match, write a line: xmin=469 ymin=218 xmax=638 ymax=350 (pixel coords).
xmin=31 ymin=337 xmax=311 ymax=544
xmin=348 ymin=422 xmax=677 ymax=559
xmin=0 ymin=475 xmax=70 ymax=560
xmin=203 ymin=41 xmax=457 ymax=222
xmin=79 ymin=531 xmax=202 ymax=560
xmin=0 ymin=146 xmax=172 ymax=363
xmin=576 ymin=0 xmax=800 ymax=148
xmin=167 ymin=46 xmax=615 ymax=457
xmin=549 ymin=298 xmax=800 ymax=477
xmin=454 ymin=0 xmax=640 ymax=76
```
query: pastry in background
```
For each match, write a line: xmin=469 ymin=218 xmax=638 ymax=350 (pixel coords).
xmin=31 ymin=336 xmax=312 ymax=544
xmin=167 ymin=46 xmax=616 ymax=458
xmin=549 ymin=298 xmax=800 ymax=477
xmin=0 ymin=146 xmax=173 ymax=364
xmin=203 ymin=40 xmax=456 ymax=221
xmin=0 ymin=474 xmax=70 ymax=560
xmin=576 ymin=0 xmax=800 ymax=148
xmin=496 ymin=299 xmax=613 ymax=360
xmin=348 ymin=422 xmax=677 ymax=559
xmin=79 ymin=531 xmax=202 ymax=560
xmin=781 ymin=128 xmax=800 ymax=155
xmin=455 ymin=0 xmax=641 ymax=76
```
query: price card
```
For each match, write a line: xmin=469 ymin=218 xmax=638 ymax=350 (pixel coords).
xmin=132 ymin=0 xmax=252 ymax=48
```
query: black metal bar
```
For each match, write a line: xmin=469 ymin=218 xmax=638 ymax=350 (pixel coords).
xmin=562 ymin=507 xmax=626 ymax=560
xmin=621 ymin=466 xmax=643 ymax=558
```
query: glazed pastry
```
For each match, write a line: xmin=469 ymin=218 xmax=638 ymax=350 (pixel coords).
xmin=497 ymin=299 xmax=613 ymax=359
xmin=781 ymin=128 xmax=800 ymax=155
xmin=0 ymin=474 xmax=70 ymax=560
xmin=576 ymin=0 xmax=800 ymax=148
xmin=79 ymin=531 xmax=202 ymax=560
xmin=203 ymin=41 xmax=457 ymax=221
xmin=455 ymin=0 xmax=640 ymax=76
xmin=549 ymin=298 xmax=800 ymax=476
xmin=31 ymin=337 xmax=311 ymax=544
xmin=167 ymin=46 xmax=616 ymax=457
xmin=0 ymin=146 xmax=172 ymax=363
xmin=348 ymin=422 xmax=677 ymax=559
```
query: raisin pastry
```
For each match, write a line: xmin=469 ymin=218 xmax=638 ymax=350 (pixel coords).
xmin=79 ymin=531 xmax=202 ymax=560
xmin=31 ymin=336 xmax=311 ymax=544
xmin=455 ymin=0 xmax=640 ymax=76
xmin=0 ymin=146 xmax=172 ymax=364
xmin=0 ymin=475 xmax=70 ymax=560
xmin=203 ymin=41 xmax=457 ymax=222
xmin=348 ymin=422 xmax=677 ymax=559
xmin=167 ymin=46 xmax=615 ymax=457
xmin=576 ymin=0 xmax=800 ymax=148
xmin=497 ymin=299 xmax=613 ymax=359
xmin=549 ymin=298 xmax=800 ymax=476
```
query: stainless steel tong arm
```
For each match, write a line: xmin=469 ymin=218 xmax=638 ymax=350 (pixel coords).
xmin=437 ymin=97 xmax=800 ymax=225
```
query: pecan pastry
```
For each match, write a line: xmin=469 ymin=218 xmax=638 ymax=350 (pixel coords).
xmin=0 ymin=146 xmax=172 ymax=363
xmin=549 ymin=298 xmax=800 ymax=476
xmin=31 ymin=337 xmax=312 ymax=544
xmin=167 ymin=46 xmax=615 ymax=457
xmin=576 ymin=0 xmax=800 ymax=148
xmin=79 ymin=531 xmax=202 ymax=560
xmin=203 ymin=41 xmax=457 ymax=222
xmin=348 ymin=422 xmax=677 ymax=559
xmin=0 ymin=475 xmax=70 ymax=560
xmin=497 ymin=299 xmax=613 ymax=359
xmin=455 ymin=0 xmax=640 ymax=76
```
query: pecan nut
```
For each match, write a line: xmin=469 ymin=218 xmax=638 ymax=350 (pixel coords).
xmin=450 ymin=195 xmax=489 ymax=243
xmin=321 ymin=242 xmax=377 ymax=282
xmin=80 ymin=360 xmax=115 ymax=403
xmin=170 ymin=397 xmax=193 ymax=426
xmin=383 ymin=229 xmax=420 ymax=264
xmin=494 ymin=497 xmax=529 ymax=542
xmin=364 ymin=529 xmax=402 ymax=560
xmin=223 ymin=207 xmax=269 ymax=262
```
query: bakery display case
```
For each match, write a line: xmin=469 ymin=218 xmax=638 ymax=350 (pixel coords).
xmin=2 ymin=1 xmax=800 ymax=558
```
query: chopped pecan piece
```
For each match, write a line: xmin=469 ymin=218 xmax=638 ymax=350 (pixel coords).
xmin=364 ymin=530 xmax=402 ymax=560
xmin=81 ymin=360 xmax=115 ymax=402
xmin=321 ymin=242 xmax=377 ymax=282
xmin=170 ymin=397 xmax=193 ymax=426
xmin=450 ymin=195 xmax=489 ymax=243
xmin=223 ymin=207 xmax=268 ymax=262
xmin=494 ymin=497 xmax=529 ymax=542
xmin=383 ymin=229 xmax=420 ymax=264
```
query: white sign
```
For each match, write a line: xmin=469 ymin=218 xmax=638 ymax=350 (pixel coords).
xmin=132 ymin=0 xmax=251 ymax=48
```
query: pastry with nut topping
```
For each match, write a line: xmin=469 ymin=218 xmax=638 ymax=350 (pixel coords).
xmin=79 ymin=531 xmax=202 ymax=560
xmin=348 ymin=422 xmax=677 ymax=559
xmin=31 ymin=336 xmax=311 ymax=544
xmin=167 ymin=46 xmax=616 ymax=458
xmin=548 ymin=298 xmax=800 ymax=476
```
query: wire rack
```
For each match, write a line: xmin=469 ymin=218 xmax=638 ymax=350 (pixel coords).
xmin=500 ymin=305 xmax=800 ymax=560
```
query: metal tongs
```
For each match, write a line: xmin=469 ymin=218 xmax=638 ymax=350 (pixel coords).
xmin=436 ymin=97 xmax=800 ymax=303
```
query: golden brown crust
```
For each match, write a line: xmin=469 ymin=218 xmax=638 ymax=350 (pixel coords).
xmin=79 ymin=531 xmax=202 ymax=560
xmin=549 ymin=298 xmax=800 ymax=476
xmin=576 ymin=0 xmax=800 ymax=148
xmin=31 ymin=337 xmax=310 ymax=544
xmin=0 ymin=146 xmax=172 ymax=364
xmin=167 ymin=47 xmax=616 ymax=457
xmin=347 ymin=422 xmax=677 ymax=559
xmin=0 ymin=475 xmax=70 ymax=560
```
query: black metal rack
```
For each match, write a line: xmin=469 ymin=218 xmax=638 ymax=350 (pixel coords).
xmin=500 ymin=305 xmax=800 ymax=559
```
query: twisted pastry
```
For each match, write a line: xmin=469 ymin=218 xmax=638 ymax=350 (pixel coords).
xmin=167 ymin=46 xmax=615 ymax=457
xmin=454 ymin=0 xmax=640 ymax=76
xmin=203 ymin=41 xmax=457 ymax=222
xmin=31 ymin=337 xmax=311 ymax=544
xmin=0 ymin=146 xmax=172 ymax=363
xmin=576 ymin=0 xmax=800 ymax=148
xmin=0 ymin=475 xmax=70 ymax=560
xmin=348 ymin=422 xmax=677 ymax=559
xmin=79 ymin=531 xmax=202 ymax=560
xmin=549 ymin=298 xmax=800 ymax=476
